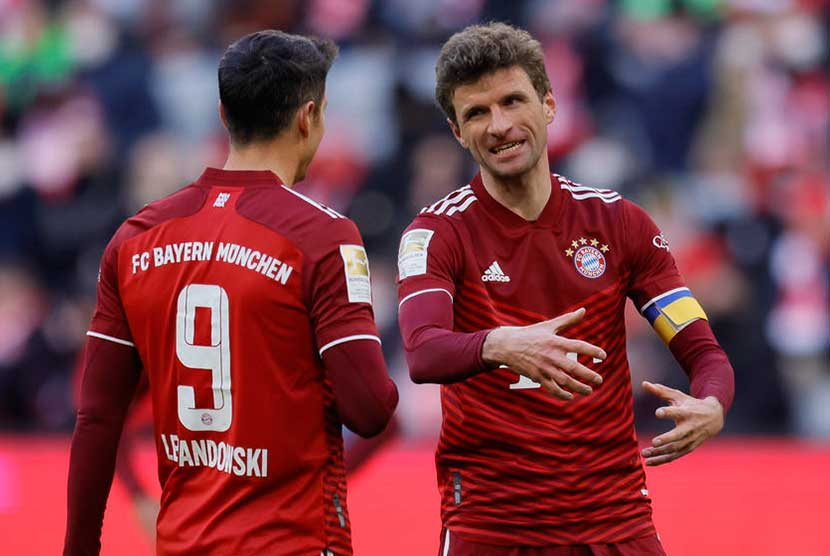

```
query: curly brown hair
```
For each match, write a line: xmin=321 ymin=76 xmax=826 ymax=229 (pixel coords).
xmin=435 ymin=22 xmax=551 ymax=126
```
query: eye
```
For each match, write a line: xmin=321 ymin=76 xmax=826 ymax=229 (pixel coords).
xmin=503 ymin=94 xmax=522 ymax=106
xmin=465 ymin=108 xmax=484 ymax=121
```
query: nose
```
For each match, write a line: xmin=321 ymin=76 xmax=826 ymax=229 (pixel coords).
xmin=487 ymin=106 xmax=512 ymax=137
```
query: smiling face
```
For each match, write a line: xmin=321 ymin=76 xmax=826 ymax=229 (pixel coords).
xmin=449 ymin=66 xmax=555 ymax=182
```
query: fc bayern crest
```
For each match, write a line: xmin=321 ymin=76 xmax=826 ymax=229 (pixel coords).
xmin=573 ymin=246 xmax=606 ymax=279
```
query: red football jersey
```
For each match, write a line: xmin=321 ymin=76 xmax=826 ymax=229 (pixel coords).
xmin=88 ymin=168 xmax=380 ymax=556
xmin=397 ymin=173 xmax=688 ymax=546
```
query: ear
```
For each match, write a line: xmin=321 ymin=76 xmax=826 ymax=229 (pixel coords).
xmin=543 ymin=91 xmax=556 ymax=124
xmin=296 ymin=100 xmax=316 ymax=138
xmin=448 ymin=118 xmax=467 ymax=149
xmin=218 ymin=102 xmax=229 ymax=130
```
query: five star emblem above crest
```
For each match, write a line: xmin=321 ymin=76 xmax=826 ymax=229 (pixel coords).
xmin=564 ymin=235 xmax=612 ymax=258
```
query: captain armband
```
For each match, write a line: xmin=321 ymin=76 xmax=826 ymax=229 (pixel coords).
xmin=640 ymin=287 xmax=707 ymax=344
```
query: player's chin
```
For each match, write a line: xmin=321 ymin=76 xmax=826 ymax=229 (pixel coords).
xmin=487 ymin=159 xmax=533 ymax=180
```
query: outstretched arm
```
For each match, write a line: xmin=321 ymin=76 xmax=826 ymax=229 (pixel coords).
xmin=400 ymin=292 xmax=605 ymax=400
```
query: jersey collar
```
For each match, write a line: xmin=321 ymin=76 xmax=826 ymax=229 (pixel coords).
xmin=195 ymin=167 xmax=285 ymax=188
xmin=470 ymin=172 xmax=563 ymax=231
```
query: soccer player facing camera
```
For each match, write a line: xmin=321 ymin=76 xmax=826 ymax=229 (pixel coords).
xmin=64 ymin=31 xmax=397 ymax=556
xmin=397 ymin=23 xmax=734 ymax=556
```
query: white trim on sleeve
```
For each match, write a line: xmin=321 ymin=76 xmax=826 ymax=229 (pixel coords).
xmin=398 ymin=288 xmax=453 ymax=309
xmin=318 ymin=334 xmax=381 ymax=356
xmin=639 ymin=286 xmax=691 ymax=313
xmin=86 ymin=331 xmax=135 ymax=347
xmin=442 ymin=529 xmax=450 ymax=556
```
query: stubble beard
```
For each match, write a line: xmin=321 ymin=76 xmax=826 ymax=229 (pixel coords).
xmin=477 ymin=143 xmax=541 ymax=183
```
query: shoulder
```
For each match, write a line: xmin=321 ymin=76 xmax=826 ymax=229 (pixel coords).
xmin=554 ymin=174 xmax=623 ymax=208
xmin=109 ymin=183 xmax=207 ymax=253
xmin=237 ymin=185 xmax=361 ymax=256
xmin=554 ymin=173 xmax=654 ymax=226
xmin=404 ymin=183 xmax=479 ymax=239
xmin=418 ymin=184 xmax=479 ymax=220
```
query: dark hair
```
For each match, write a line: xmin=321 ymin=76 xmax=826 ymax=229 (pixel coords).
xmin=435 ymin=22 xmax=551 ymax=125
xmin=218 ymin=30 xmax=338 ymax=145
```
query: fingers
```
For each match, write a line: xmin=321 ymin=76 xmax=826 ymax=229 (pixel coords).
xmin=641 ymin=439 xmax=687 ymax=459
xmin=557 ymin=354 xmax=603 ymax=386
xmin=540 ymin=377 xmax=575 ymax=401
xmin=645 ymin=448 xmax=692 ymax=467
xmin=551 ymin=370 xmax=593 ymax=396
xmin=549 ymin=307 xmax=586 ymax=333
xmin=651 ymin=424 xmax=691 ymax=447
xmin=561 ymin=338 xmax=607 ymax=362
xmin=642 ymin=381 xmax=685 ymax=402
xmin=643 ymin=442 xmax=695 ymax=466
xmin=655 ymin=405 xmax=686 ymax=420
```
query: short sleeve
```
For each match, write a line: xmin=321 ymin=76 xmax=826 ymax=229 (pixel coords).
xmin=622 ymin=200 xmax=687 ymax=311
xmin=396 ymin=216 xmax=460 ymax=305
xmin=88 ymin=239 xmax=135 ymax=346
xmin=308 ymin=218 xmax=380 ymax=355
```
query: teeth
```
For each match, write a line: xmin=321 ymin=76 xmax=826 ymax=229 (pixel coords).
xmin=493 ymin=141 xmax=521 ymax=153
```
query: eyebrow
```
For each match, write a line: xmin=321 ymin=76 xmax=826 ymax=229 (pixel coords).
xmin=460 ymin=90 xmax=529 ymax=121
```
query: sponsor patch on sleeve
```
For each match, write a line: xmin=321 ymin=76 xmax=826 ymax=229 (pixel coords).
xmin=398 ymin=229 xmax=435 ymax=279
xmin=339 ymin=244 xmax=372 ymax=303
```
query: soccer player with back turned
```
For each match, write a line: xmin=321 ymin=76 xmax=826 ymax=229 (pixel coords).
xmin=64 ymin=30 xmax=398 ymax=556
xmin=397 ymin=23 xmax=735 ymax=556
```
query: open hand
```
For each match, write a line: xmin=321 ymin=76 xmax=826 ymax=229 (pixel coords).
xmin=641 ymin=381 xmax=724 ymax=466
xmin=482 ymin=308 xmax=606 ymax=401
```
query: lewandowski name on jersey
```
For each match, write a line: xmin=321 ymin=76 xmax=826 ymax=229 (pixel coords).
xmin=160 ymin=433 xmax=269 ymax=478
xmin=129 ymin=241 xmax=295 ymax=285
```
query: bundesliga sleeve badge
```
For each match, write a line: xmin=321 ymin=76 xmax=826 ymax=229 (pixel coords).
xmin=564 ymin=237 xmax=609 ymax=279
xmin=398 ymin=228 xmax=435 ymax=279
xmin=339 ymin=244 xmax=372 ymax=303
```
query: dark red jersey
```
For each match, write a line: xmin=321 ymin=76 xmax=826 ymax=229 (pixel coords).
xmin=397 ymin=173 xmax=698 ymax=546
xmin=88 ymin=168 xmax=381 ymax=556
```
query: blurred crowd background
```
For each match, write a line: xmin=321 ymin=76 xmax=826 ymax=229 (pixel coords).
xmin=0 ymin=0 xmax=827 ymax=440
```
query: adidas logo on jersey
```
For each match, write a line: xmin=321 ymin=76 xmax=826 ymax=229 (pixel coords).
xmin=482 ymin=261 xmax=510 ymax=282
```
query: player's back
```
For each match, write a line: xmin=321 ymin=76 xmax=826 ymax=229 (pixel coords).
xmin=107 ymin=169 xmax=365 ymax=556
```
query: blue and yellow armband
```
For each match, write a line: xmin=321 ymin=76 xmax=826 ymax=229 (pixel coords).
xmin=641 ymin=287 xmax=707 ymax=344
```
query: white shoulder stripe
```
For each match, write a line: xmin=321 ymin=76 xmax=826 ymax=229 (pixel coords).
xmin=564 ymin=190 xmax=622 ymax=203
xmin=555 ymin=174 xmax=621 ymax=203
xmin=446 ymin=195 xmax=477 ymax=215
xmin=421 ymin=185 xmax=474 ymax=214
xmin=87 ymin=331 xmax=135 ymax=347
xmin=319 ymin=334 xmax=381 ymax=355
xmin=433 ymin=190 xmax=474 ymax=215
xmin=399 ymin=288 xmax=453 ymax=308
xmin=282 ymin=186 xmax=344 ymax=219
xmin=424 ymin=186 xmax=470 ymax=213
xmin=561 ymin=183 xmax=618 ymax=196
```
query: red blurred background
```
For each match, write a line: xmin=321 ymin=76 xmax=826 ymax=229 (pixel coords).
xmin=2 ymin=435 xmax=829 ymax=555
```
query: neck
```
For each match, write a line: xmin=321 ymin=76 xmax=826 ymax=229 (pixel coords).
xmin=480 ymin=152 xmax=551 ymax=221
xmin=223 ymin=136 xmax=301 ymax=187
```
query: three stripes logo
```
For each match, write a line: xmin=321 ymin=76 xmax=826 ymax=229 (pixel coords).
xmin=481 ymin=261 xmax=511 ymax=283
